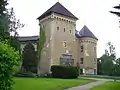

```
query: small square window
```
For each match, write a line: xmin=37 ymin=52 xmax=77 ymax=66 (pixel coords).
xmin=94 ymin=59 xmax=96 ymax=64
xmin=80 ymin=58 xmax=84 ymax=64
xmin=81 ymin=46 xmax=83 ymax=52
xmin=64 ymin=28 xmax=65 ymax=32
xmin=70 ymin=30 xmax=72 ymax=33
xmin=94 ymin=47 xmax=96 ymax=51
xmin=57 ymin=27 xmax=59 ymax=31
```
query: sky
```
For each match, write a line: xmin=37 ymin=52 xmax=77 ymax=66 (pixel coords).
xmin=8 ymin=0 xmax=120 ymax=58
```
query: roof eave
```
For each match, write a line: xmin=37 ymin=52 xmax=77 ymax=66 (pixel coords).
xmin=76 ymin=36 xmax=98 ymax=40
xmin=37 ymin=12 xmax=78 ymax=20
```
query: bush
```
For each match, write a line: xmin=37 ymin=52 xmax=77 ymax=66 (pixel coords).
xmin=15 ymin=72 xmax=37 ymax=78
xmin=0 ymin=40 xmax=20 ymax=90
xmin=22 ymin=42 xmax=37 ymax=73
xmin=51 ymin=65 xmax=79 ymax=79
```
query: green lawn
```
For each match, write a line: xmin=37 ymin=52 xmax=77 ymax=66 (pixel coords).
xmin=13 ymin=77 xmax=92 ymax=90
xmin=90 ymin=81 xmax=120 ymax=90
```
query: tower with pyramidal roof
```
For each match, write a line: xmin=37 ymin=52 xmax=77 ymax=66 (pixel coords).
xmin=37 ymin=2 xmax=98 ymax=75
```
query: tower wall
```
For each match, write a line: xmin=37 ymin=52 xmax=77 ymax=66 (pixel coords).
xmin=50 ymin=13 xmax=78 ymax=66
xmin=38 ymin=13 xmax=78 ymax=75
xmin=78 ymin=37 xmax=97 ymax=75
xmin=38 ymin=15 xmax=53 ymax=75
xmin=51 ymin=13 xmax=76 ymax=65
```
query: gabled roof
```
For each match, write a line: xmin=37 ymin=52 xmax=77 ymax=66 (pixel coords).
xmin=75 ymin=25 xmax=98 ymax=40
xmin=37 ymin=2 xmax=78 ymax=20
xmin=18 ymin=36 xmax=39 ymax=42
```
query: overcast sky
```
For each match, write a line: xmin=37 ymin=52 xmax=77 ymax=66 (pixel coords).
xmin=8 ymin=0 xmax=120 ymax=58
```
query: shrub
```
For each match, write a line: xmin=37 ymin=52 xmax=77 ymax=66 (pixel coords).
xmin=51 ymin=65 xmax=79 ymax=79
xmin=0 ymin=40 xmax=20 ymax=90
xmin=15 ymin=72 xmax=37 ymax=78
xmin=22 ymin=42 xmax=37 ymax=73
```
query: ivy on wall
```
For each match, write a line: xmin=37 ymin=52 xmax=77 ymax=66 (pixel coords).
xmin=37 ymin=25 xmax=46 ymax=70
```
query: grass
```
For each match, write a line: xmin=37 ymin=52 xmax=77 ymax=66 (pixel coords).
xmin=80 ymin=75 xmax=120 ymax=80
xmin=90 ymin=81 xmax=120 ymax=90
xmin=13 ymin=77 xmax=93 ymax=90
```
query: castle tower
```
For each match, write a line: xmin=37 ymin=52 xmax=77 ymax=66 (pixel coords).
xmin=76 ymin=25 xmax=98 ymax=75
xmin=37 ymin=2 xmax=78 ymax=75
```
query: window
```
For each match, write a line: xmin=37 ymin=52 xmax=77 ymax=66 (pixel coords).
xmin=60 ymin=54 xmax=74 ymax=66
xmin=63 ymin=42 xmax=67 ymax=47
xmin=70 ymin=30 xmax=72 ymax=33
xmin=64 ymin=28 xmax=65 ymax=32
xmin=57 ymin=27 xmax=59 ymax=31
xmin=94 ymin=69 xmax=97 ymax=74
xmin=80 ymin=58 xmax=84 ymax=64
xmin=81 ymin=46 xmax=83 ymax=52
xmin=94 ymin=59 xmax=96 ymax=64
xmin=94 ymin=47 xmax=96 ymax=51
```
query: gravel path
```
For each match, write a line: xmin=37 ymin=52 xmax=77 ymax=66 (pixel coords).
xmin=64 ymin=78 xmax=109 ymax=90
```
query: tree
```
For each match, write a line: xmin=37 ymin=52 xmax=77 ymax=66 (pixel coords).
xmin=0 ymin=0 xmax=9 ymax=38
xmin=110 ymin=4 xmax=120 ymax=17
xmin=0 ymin=0 xmax=24 ymax=51
xmin=7 ymin=8 xmax=24 ymax=37
xmin=0 ymin=0 xmax=24 ymax=37
xmin=8 ymin=36 xmax=21 ymax=52
xmin=37 ymin=25 xmax=46 ymax=74
xmin=22 ymin=42 xmax=37 ymax=73
xmin=0 ymin=0 xmax=8 ymax=16
xmin=110 ymin=4 xmax=120 ymax=27
xmin=114 ymin=58 xmax=120 ymax=76
xmin=97 ymin=58 xmax=102 ymax=75
xmin=97 ymin=42 xmax=115 ymax=75
xmin=0 ymin=40 xmax=20 ymax=90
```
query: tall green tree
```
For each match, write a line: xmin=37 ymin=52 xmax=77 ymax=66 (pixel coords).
xmin=6 ymin=8 xmax=24 ymax=51
xmin=0 ymin=0 xmax=24 ymax=51
xmin=0 ymin=0 xmax=9 ymax=37
xmin=22 ymin=42 xmax=37 ymax=73
xmin=0 ymin=0 xmax=8 ymax=16
xmin=97 ymin=42 xmax=115 ymax=75
xmin=7 ymin=8 xmax=24 ymax=37
xmin=37 ymin=25 xmax=46 ymax=74
xmin=114 ymin=58 xmax=120 ymax=76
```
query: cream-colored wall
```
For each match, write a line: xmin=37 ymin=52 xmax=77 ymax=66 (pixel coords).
xmin=77 ymin=37 xmax=97 ymax=74
xmin=51 ymin=13 xmax=77 ymax=66
xmin=38 ymin=13 xmax=97 ymax=75
xmin=38 ymin=17 xmax=53 ymax=74
xmin=38 ymin=13 xmax=78 ymax=75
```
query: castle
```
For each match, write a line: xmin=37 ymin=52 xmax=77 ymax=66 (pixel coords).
xmin=18 ymin=2 xmax=98 ymax=75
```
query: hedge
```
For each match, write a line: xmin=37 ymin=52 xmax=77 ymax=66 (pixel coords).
xmin=51 ymin=65 xmax=79 ymax=79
